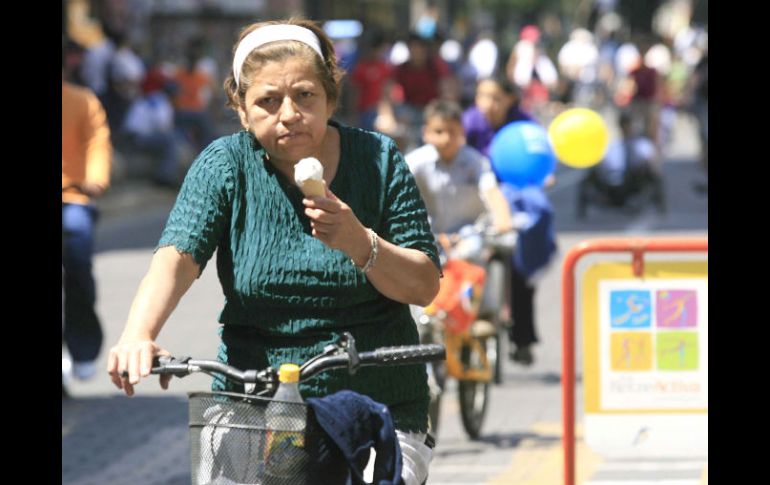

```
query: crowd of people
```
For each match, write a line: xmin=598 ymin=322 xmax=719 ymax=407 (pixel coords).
xmin=62 ymin=9 xmax=707 ymax=483
xmin=343 ymin=19 xmax=707 ymax=170
xmin=63 ymin=12 xmax=709 ymax=192
xmin=64 ymin=28 xmax=217 ymax=189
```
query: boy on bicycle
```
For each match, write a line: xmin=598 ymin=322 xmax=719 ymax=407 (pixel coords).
xmin=405 ymin=99 xmax=512 ymax=242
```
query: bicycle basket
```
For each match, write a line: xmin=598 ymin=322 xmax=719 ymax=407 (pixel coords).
xmin=188 ymin=391 xmax=347 ymax=485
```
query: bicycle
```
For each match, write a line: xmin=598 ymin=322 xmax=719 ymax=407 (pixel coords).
xmin=135 ymin=332 xmax=445 ymax=485
xmin=413 ymin=220 xmax=516 ymax=440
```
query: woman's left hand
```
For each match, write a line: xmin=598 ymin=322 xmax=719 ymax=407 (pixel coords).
xmin=303 ymin=189 xmax=371 ymax=264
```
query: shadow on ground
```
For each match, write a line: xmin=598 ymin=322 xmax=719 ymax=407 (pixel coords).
xmin=434 ymin=430 xmax=562 ymax=458
xmin=500 ymin=371 xmax=585 ymax=386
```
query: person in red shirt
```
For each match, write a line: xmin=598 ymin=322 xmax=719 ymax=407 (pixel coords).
xmin=349 ymin=31 xmax=393 ymax=131
xmin=392 ymin=33 xmax=452 ymax=151
xmin=614 ymin=38 xmax=664 ymax=159
xmin=394 ymin=33 xmax=451 ymax=110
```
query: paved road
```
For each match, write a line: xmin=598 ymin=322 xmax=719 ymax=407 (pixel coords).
xmin=63 ymin=111 xmax=708 ymax=484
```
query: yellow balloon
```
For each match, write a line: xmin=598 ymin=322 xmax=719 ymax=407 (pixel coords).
xmin=547 ymin=108 xmax=609 ymax=168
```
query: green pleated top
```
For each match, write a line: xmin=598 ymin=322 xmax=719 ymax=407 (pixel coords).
xmin=157 ymin=121 xmax=440 ymax=432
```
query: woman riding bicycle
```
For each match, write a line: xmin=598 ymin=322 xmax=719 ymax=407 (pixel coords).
xmin=106 ymin=18 xmax=441 ymax=485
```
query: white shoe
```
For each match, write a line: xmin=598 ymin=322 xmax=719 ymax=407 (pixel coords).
xmin=72 ymin=360 xmax=97 ymax=381
xmin=62 ymin=353 xmax=73 ymax=387
xmin=61 ymin=356 xmax=72 ymax=386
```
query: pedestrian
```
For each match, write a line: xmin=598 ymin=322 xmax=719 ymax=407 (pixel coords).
xmin=498 ymin=182 xmax=557 ymax=366
xmin=172 ymin=36 xmax=217 ymax=151
xmin=394 ymin=32 xmax=452 ymax=114
xmin=614 ymin=38 xmax=665 ymax=164
xmin=349 ymin=30 xmax=394 ymax=132
xmin=106 ymin=18 xmax=441 ymax=485
xmin=120 ymin=66 xmax=183 ymax=187
xmin=62 ymin=39 xmax=112 ymax=381
xmin=462 ymin=75 xmax=550 ymax=366
xmin=684 ymin=48 xmax=707 ymax=194
xmin=462 ymin=75 xmax=532 ymax=159
xmin=392 ymin=32 xmax=453 ymax=150
xmin=505 ymin=25 xmax=558 ymax=121
xmin=576 ymin=110 xmax=666 ymax=217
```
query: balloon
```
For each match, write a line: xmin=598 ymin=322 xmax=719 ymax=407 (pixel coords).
xmin=547 ymin=108 xmax=609 ymax=168
xmin=489 ymin=121 xmax=556 ymax=188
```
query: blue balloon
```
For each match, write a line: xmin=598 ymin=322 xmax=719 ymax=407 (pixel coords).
xmin=489 ymin=121 xmax=556 ymax=188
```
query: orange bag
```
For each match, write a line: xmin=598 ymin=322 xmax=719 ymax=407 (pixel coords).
xmin=427 ymin=259 xmax=486 ymax=334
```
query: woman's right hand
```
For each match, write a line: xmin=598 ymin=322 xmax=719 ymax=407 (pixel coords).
xmin=107 ymin=339 xmax=172 ymax=396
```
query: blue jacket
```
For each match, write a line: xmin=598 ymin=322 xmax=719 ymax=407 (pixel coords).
xmin=306 ymin=390 xmax=403 ymax=485
xmin=501 ymin=183 xmax=558 ymax=283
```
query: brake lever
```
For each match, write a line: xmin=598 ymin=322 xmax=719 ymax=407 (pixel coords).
xmin=340 ymin=332 xmax=361 ymax=375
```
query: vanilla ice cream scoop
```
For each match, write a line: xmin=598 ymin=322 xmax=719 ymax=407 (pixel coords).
xmin=294 ymin=157 xmax=326 ymax=197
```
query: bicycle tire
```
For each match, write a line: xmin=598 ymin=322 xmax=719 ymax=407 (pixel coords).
xmin=414 ymin=313 xmax=445 ymax=440
xmin=479 ymin=259 xmax=506 ymax=385
xmin=429 ymin=357 xmax=447 ymax=436
xmin=428 ymin=383 xmax=442 ymax=437
xmin=490 ymin=331 xmax=503 ymax=386
xmin=457 ymin=343 xmax=489 ymax=440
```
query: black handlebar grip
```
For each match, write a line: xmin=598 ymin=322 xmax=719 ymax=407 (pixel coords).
xmin=367 ymin=344 xmax=446 ymax=365
xmin=150 ymin=355 xmax=191 ymax=377
xmin=119 ymin=356 xmax=175 ymax=378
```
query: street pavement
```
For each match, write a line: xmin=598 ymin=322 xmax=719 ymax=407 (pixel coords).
xmin=62 ymin=111 xmax=708 ymax=485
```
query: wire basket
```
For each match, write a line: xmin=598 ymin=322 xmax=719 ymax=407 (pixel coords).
xmin=188 ymin=391 xmax=347 ymax=485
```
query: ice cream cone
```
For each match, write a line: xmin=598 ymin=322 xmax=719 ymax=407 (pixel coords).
xmin=298 ymin=179 xmax=327 ymax=198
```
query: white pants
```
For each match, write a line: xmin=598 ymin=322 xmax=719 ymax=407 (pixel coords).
xmin=364 ymin=430 xmax=433 ymax=485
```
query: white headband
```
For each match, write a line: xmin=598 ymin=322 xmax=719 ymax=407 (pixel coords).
xmin=232 ymin=24 xmax=324 ymax=87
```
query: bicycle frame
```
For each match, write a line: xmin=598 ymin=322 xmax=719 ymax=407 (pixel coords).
xmin=420 ymin=311 xmax=493 ymax=382
xmin=445 ymin=331 xmax=493 ymax=382
xmin=421 ymin=226 xmax=515 ymax=384
xmin=415 ymin=222 xmax=515 ymax=439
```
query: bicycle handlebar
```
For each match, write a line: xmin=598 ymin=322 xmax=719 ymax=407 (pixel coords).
xmin=145 ymin=334 xmax=445 ymax=393
xmin=299 ymin=343 xmax=445 ymax=378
